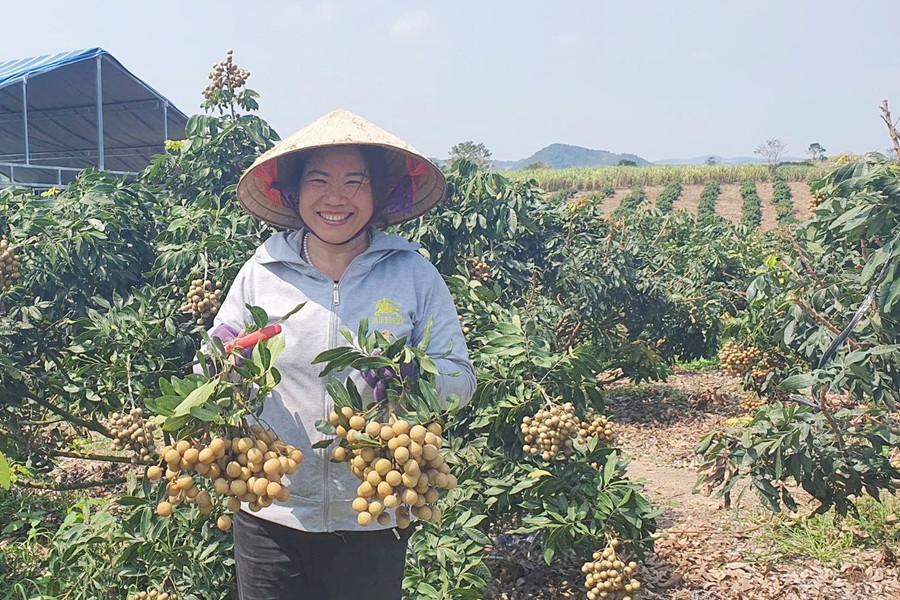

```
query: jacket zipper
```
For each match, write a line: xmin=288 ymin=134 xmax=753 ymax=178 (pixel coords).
xmin=311 ymin=250 xmax=370 ymax=530
xmin=323 ymin=282 xmax=341 ymax=529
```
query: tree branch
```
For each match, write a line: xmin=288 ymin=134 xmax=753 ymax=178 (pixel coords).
xmin=25 ymin=393 xmax=111 ymax=438
xmin=49 ymin=449 xmax=136 ymax=464
xmin=792 ymin=299 xmax=860 ymax=350
xmin=14 ymin=476 xmax=128 ymax=491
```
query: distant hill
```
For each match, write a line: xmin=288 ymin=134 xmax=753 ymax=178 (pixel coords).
xmin=490 ymin=146 xmax=811 ymax=170
xmin=493 ymin=143 xmax=652 ymax=170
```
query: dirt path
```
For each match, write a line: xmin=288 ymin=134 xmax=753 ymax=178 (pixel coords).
xmin=486 ymin=369 xmax=899 ymax=599
xmin=608 ymin=373 xmax=900 ymax=600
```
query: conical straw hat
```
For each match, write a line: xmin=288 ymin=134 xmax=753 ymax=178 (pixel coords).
xmin=237 ymin=109 xmax=446 ymax=229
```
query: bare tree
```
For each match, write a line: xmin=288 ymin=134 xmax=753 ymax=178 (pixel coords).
xmin=880 ymin=100 xmax=900 ymax=162
xmin=754 ymin=138 xmax=788 ymax=174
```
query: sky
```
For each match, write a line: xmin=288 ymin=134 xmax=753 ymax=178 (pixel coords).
xmin=2 ymin=1 xmax=899 ymax=163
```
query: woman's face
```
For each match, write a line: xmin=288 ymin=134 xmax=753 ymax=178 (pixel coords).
xmin=297 ymin=146 xmax=374 ymax=245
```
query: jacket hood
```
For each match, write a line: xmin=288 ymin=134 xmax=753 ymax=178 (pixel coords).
xmin=254 ymin=229 xmax=421 ymax=270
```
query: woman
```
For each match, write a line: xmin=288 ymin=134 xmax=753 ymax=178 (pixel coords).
xmin=212 ymin=109 xmax=475 ymax=600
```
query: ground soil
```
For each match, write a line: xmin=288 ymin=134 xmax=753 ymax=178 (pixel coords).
xmin=486 ymin=369 xmax=900 ymax=600
xmin=579 ymin=182 xmax=814 ymax=230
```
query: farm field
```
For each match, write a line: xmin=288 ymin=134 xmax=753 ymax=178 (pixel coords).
xmin=590 ymin=181 xmax=815 ymax=228
xmin=2 ymin=58 xmax=899 ymax=600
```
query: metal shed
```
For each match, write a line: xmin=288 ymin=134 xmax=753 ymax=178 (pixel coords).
xmin=0 ymin=48 xmax=188 ymax=188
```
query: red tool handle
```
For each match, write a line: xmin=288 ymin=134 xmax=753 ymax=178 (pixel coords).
xmin=225 ymin=324 xmax=283 ymax=353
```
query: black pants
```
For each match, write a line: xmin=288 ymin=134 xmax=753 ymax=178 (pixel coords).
xmin=233 ymin=511 xmax=411 ymax=600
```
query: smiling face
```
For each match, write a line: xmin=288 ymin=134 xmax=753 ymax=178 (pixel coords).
xmin=297 ymin=146 xmax=374 ymax=246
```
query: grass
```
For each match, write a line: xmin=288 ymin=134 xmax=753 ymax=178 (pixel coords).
xmin=751 ymin=495 xmax=900 ymax=566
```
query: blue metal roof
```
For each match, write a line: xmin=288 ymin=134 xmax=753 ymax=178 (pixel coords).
xmin=0 ymin=47 xmax=185 ymax=114
xmin=0 ymin=47 xmax=189 ymax=184
xmin=0 ymin=48 xmax=107 ymax=89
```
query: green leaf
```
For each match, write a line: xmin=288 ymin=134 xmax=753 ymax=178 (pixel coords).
xmin=172 ymin=379 xmax=217 ymax=418
xmin=0 ymin=451 xmax=10 ymax=490
xmin=779 ymin=373 xmax=816 ymax=390
xmin=247 ymin=305 xmax=269 ymax=329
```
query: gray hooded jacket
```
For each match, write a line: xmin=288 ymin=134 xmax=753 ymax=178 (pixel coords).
xmin=211 ymin=229 xmax=475 ymax=532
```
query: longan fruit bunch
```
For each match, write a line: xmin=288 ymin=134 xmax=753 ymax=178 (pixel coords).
xmin=106 ymin=408 xmax=158 ymax=465
xmin=180 ymin=279 xmax=222 ymax=326
xmin=203 ymin=50 xmax=250 ymax=104
xmin=579 ymin=408 xmax=616 ymax=447
xmin=750 ymin=356 xmax=778 ymax=388
xmin=808 ymin=191 xmax=826 ymax=211
xmin=127 ymin=589 xmax=177 ymax=600
xmin=739 ymin=392 xmax=766 ymax=413
xmin=718 ymin=341 xmax=762 ymax=376
xmin=327 ymin=406 xmax=456 ymax=528
xmin=148 ymin=423 xmax=302 ymax=530
xmin=581 ymin=539 xmax=641 ymax=600
xmin=520 ymin=402 xmax=580 ymax=461
xmin=0 ymin=237 xmax=20 ymax=292
xmin=469 ymin=257 xmax=491 ymax=282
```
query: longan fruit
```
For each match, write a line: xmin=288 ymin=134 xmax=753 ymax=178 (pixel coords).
xmin=422 ymin=445 xmax=439 ymax=461
xmin=409 ymin=425 xmax=427 ymax=443
xmin=373 ymin=458 xmax=392 ymax=476
xmin=392 ymin=420 xmax=410 ymax=435
xmin=230 ymin=479 xmax=248 ymax=497
xmin=146 ymin=465 xmax=163 ymax=481
xmin=209 ymin=437 xmax=226 ymax=456
xmin=385 ymin=470 xmax=402 ymax=487
xmin=401 ymin=488 xmax=419 ymax=505
xmin=352 ymin=497 xmax=369 ymax=512
xmin=367 ymin=500 xmax=384 ymax=517
xmin=366 ymin=470 xmax=382 ymax=487
xmin=263 ymin=458 xmax=282 ymax=475
xmin=365 ymin=421 xmax=382 ymax=437
xmin=357 ymin=511 xmax=373 ymax=526
xmin=156 ymin=501 xmax=173 ymax=517
xmin=217 ymin=514 xmax=232 ymax=531
xmin=412 ymin=505 xmax=432 ymax=521
xmin=376 ymin=481 xmax=394 ymax=498
xmin=252 ymin=478 xmax=269 ymax=496
xmin=393 ymin=446 xmax=410 ymax=464
xmin=349 ymin=415 xmax=366 ymax=430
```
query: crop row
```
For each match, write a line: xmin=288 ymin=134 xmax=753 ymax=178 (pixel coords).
xmin=504 ymin=163 xmax=826 ymax=191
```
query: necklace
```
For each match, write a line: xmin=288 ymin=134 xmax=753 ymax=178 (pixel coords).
xmin=302 ymin=229 xmax=372 ymax=268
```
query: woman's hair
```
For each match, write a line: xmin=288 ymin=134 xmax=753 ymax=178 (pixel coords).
xmin=277 ymin=145 xmax=390 ymax=227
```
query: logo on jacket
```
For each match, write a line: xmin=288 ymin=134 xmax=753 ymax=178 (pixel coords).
xmin=373 ymin=298 xmax=403 ymax=325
